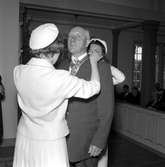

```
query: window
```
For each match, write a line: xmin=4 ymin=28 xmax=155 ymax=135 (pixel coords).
xmin=133 ymin=44 xmax=142 ymax=90
xmin=133 ymin=43 xmax=165 ymax=90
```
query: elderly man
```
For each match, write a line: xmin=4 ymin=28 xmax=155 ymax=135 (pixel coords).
xmin=63 ymin=26 xmax=114 ymax=167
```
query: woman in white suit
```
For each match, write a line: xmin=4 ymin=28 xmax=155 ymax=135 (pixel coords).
xmin=87 ymin=38 xmax=125 ymax=167
xmin=13 ymin=23 xmax=101 ymax=167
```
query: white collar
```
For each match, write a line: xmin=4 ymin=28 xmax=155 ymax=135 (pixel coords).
xmin=77 ymin=52 xmax=87 ymax=61
xmin=27 ymin=58 xmax=54 ymax=69
xmin=72 ymin=52 xmax=87 ymax=62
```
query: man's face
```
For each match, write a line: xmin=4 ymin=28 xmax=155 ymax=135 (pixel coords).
xmin=68 ymin=27 xmax=87 ymax=55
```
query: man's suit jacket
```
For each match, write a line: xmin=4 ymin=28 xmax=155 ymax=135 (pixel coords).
xmin=66 ymin=57 xmax=114 ymax=162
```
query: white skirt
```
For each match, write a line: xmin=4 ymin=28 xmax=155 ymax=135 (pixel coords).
xmin=13 ymin=133 xmax=70 ymax=167
xmin=97 ymin=147 xmax=108 ymax=167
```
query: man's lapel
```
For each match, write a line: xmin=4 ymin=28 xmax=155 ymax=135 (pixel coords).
xmin=70 ymin=54 xmax=89 ymax=76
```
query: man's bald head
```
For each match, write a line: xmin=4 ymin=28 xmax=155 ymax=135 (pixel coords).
xmin=69 ymin=26 xmax=90 ymax=41
xmin=68 ymin=26 xmax=90 ymax=56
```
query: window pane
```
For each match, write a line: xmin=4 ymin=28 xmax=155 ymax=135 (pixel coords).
xmin=138 ymin=47 xmax=142 ymax=54
xmin=137 ymin=54 xmax=142 ymax=61
xmin=133 ymin=44 xmax=142 ymax=90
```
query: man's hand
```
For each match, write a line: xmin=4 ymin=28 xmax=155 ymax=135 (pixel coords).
xmin=88 ymin=145 xmax=102 ymax=157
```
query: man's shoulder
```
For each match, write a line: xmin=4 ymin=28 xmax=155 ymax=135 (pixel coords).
xmin=98 ymin=59 xmax=109 ymax=66
xmin=98 ymin=59 xmax=111 ymax=74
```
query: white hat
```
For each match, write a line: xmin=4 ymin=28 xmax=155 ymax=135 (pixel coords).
xmin=29 ymin=23 xmax=59 ymax=50
xmin=89 ymin=38 xmax=108 ymax=54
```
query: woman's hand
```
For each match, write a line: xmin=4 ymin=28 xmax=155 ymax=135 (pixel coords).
xmin=89 ymin=51 xmax=102 ymax=64
xmin=88 ymin=51 xmax=100 ymax=83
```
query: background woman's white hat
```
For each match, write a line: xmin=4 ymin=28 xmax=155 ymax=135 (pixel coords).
xmin=89 ymin=38 xmax=108 ymax=54
xmin=29 ymin=23 xmax=59 ymax=50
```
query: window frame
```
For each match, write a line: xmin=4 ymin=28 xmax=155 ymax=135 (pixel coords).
xmin=132 ymin=41 xmax=143 ymax=90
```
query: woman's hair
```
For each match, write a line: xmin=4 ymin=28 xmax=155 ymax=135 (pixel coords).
xmin=87 ymin=40 xmax=106 ymax=55
xmin=30 ymin=33 xmax=64 ymax=58
xmin=87 ymin=39 xmax=109 ymax=63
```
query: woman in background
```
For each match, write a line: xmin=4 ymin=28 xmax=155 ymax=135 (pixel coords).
xmin=87 ymin=38 xmax=125 ymax=167
xmin=88 ymin=38 xmax=125 ymax=85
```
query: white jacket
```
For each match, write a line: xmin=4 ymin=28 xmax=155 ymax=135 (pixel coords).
xmin=14 ymin=58 xmax=100 ymax=140
xmin=111 ymin=65 xmax=125 ymax=85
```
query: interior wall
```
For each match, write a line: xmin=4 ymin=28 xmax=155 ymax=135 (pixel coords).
xmin=117 ymin=30 xmax=143 ymax=92
xmin=158 ymin=34 xmax=165 ymax=43
xmin=0 ymin=0 xmax=19 ymax=139
xmin=20 ymin=0 xmax=165 ymax=22
xmin=117 ymin=30 xmax=165 ymax=93
xmin=156 ymin=0 xmax=165 ymax=12
xmin=98 ymin=0 xmax=153 ymax=10
xmin=100 ymin=0 xmax=165 ymax=12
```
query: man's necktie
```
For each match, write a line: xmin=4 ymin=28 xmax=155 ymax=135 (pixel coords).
xmin=70 ymin=57 xmax=80 ymax=76
xmin=70 ymin=56 xmax=88 ymax=75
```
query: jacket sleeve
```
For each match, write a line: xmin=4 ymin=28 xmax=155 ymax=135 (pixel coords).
xmin=111 ymin=65 xmax=125 ymax=85
xmin=62 ymin=71 xmax=100 ymax=99
xmin=91 ymin=61 xmax=114 ymax=149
